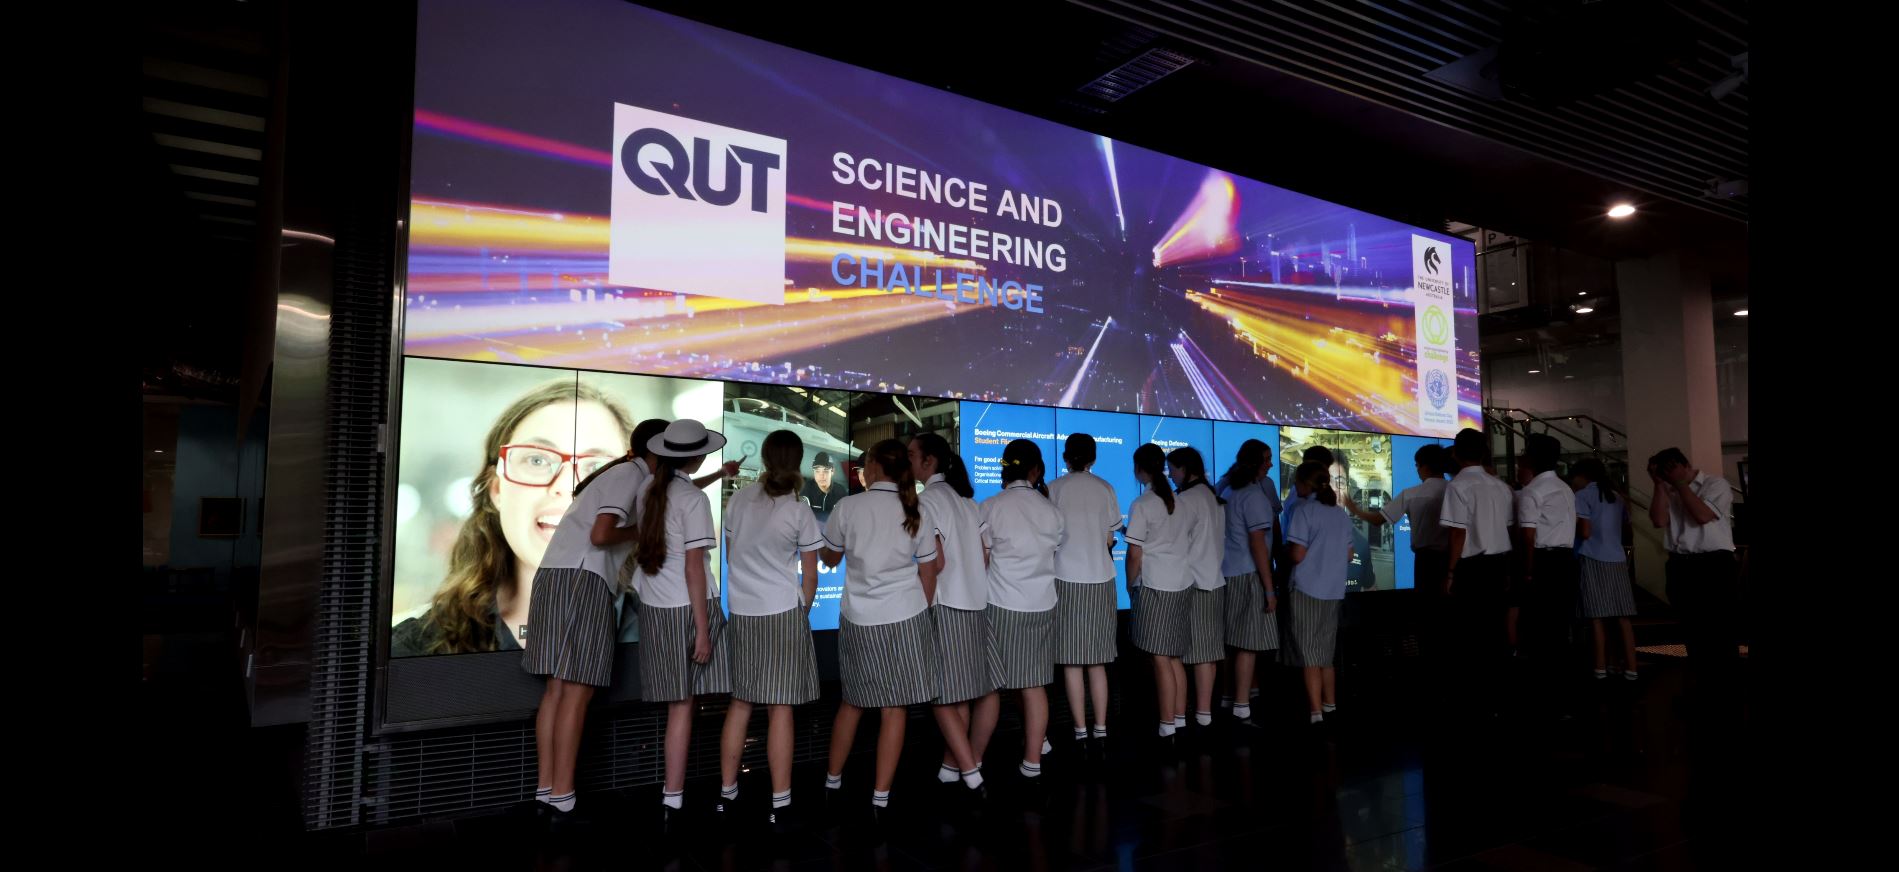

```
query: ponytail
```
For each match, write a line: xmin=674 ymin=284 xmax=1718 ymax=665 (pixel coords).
xmin=1000 ymin=439 xmax=1048 ymax=499
xmin=1221 ymin=439 xmax=1269 ymax=491
xmin=572 ymin=456 xmax=630 ymax=497
xmin=1167 ymin=446 xmax=1222 ymax=505
xmin=913 ymin=432 xmax=974 ymax=499
xmin=869 ymin=439 xmax=921 ymax=537
xmin=635 ymin=457 xmax=681 ymax=575
xmin=1295 ymin=460 xmax=1336 ymax=507
xmin=760 ymin=429 xmax=804 ymax=498
xmin=574 ymin=417 xmax=668 ymax=497
xmin=1134 ymin=443 xmax=1175 ymax=515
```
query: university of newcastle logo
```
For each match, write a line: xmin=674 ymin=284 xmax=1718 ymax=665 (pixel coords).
xmin=1410 ymin=236 xmax=1457 ymax=435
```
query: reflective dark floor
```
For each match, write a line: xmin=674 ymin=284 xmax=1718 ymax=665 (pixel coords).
xmin=256 ymin=654 xmax=1746 ymax=872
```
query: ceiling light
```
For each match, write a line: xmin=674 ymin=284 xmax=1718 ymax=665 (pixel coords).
xmin=1577 ymin=291 xmax=1587 ymax=297
xmin=1607 ymin=204 xmax=1636 ymax=219
xmin=1734 ymin=309 xmax=1748 ymax=317
xmin=1527 ymin=369 xmax=1541 ymax=374
xmin=1576 ymin=307 xmax=1595 ymax=314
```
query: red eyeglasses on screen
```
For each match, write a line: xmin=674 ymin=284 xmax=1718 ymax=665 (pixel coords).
xmin=496 ymin=444 xmax=616 ymax=488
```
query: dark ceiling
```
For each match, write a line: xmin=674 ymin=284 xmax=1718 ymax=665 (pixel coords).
xmin=643 ymin=0 xmax=1746 ymax=264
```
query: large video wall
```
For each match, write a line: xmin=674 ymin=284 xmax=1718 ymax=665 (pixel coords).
xmin=388 ymin=0 xmax=1482 ymax=662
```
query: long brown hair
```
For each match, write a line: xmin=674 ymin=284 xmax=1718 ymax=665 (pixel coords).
xmin=868 ymin=438 xmax=922 ymax=536
xmin=760 ymin=429 xmax=804 ymax=498
xmin=428 ymin=379 xmax=635 ymax=654
xmin=1295 ymin=460 xmax=1337 ymax=507
xmin=635 ymin=453 xmax=692 ymax=576
xmin=1134 ymin=443 xmax=1174 ymax=514
xmin=1222 ymin=438 xmax=1269 ymax=490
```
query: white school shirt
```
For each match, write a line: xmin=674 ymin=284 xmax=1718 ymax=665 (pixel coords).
xmin=539 ymin=460 xmax=645 ymax=594
xmin=1662 ymin=472 xmax=1736 ymax=554
xmin=1124 ymin=487 xmax=1193 ymax=592
xmin=1440 ymin=466 xmax=1515 ymax=558
xmin=722 ymin=482 xmax=825 ymax=616
xmin=979 ymin=481 xmax=1065 ymax=612
xmin=1175 ymin=483 xmax=1227 ymax=591
xmin=630 ymin=471 xmax=717 ymax=608
xmin=1516 ymin=470 xmax=1578 ymax=549
xmin=1383 ymin=477 xmax=1449 ymax=552
xmin=822 ymin=482 xmax=938 ymax=626
xmin=918 ymin=474 xmax=989 ymax=610
xmin=1048 ymin=470 xmax=1122 ymax=584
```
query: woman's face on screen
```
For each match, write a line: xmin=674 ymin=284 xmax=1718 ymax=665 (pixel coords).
xmin=490 ymin=400 xmax=627 ymax=572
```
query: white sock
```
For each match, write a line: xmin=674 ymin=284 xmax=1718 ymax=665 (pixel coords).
xmin=772 ymin=789 xmax=792 ymax=809
xmin=1195 ymin=711 xmax=1213 ymax=726
xmin=536 ymin=787 xmax=553 ymax=806
xmin=825 ymin=773 xmax=842 ymax=790
xmin=661 ymin=790 xmax=683 ymax=810
xmin=1322 ymin=703 xmax=1337 ymax=714
xmin=1218 ymin=695 xmax=1233 ymax=709
xmin=1019 ymin=760 xmax=1042 ymax=779
xmin=962 ymin=769 xmax=984 ymax=789
xmin=1159 ymin=721 xmax=1176 ymax=737
xmin=1172 ymin=715 xmax=1186 ymax=729
xmin=1092 ymin=724 xmax=1108 ymax=739
xmin=1309 ymin=711 xmax=1323 ymax=724
xmin=938 ymin=763 xmax=960 ymax=784
xmin=550 ymin=792 xmax=576 ymax=812
xmin=1233 ymin=703 xmax=1252 ymax=719
xmin=1624 ymin=670 xmax=1639 ymax=680
xmin=1249 ymin=687 xmax=1260 ymax=701
xmin=871 ymin=790 xmax=890 ymax=808
xmin=1042 ymin=738 xmax=1053 ymax=755
xmin=1073 ymin=726 xmax=1089 ymax=741
xmin=720 ymin=783 xmax=738 ymax=801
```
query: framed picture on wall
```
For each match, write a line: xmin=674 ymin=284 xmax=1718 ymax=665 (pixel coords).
xmin=199 ymin=497 xmax=242 ymax=538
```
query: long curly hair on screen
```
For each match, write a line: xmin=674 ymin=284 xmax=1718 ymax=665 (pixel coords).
xmin=424 ymin=380 xmax=635 ymax=655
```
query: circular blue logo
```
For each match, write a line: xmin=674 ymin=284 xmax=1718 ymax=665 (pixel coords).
xmin=1426 ymin=369 xmax=1450 ymax=410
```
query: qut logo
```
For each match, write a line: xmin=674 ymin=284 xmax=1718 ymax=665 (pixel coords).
xmin=620 ymin=127 xmax=780 ymax=213
xmin=610 ymin=103 xmax=787 ymax=306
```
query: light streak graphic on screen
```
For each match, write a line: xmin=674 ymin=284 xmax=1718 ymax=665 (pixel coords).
xmin=1152 ymin=173 xmax=1241 ymax=268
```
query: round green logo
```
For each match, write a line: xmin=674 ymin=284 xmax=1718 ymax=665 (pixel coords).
xmin=1422 ymin=305 xmax=1450 ymax=345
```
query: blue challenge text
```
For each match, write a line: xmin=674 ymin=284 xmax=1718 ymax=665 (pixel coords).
xmin=831 ymin=253 xmax=1046 ymax=314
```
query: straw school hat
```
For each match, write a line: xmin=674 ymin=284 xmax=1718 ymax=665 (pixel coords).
xmin=648 ymin=419 xmax=727 ymax=458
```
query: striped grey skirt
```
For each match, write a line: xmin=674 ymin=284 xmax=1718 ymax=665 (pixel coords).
xmin=932 ymin=604 xmax=995 ymax=705
xmin=729 ymin=606 xmax=820 ymax=706
xmin=1224 ymin=572 xmax=1281 ymax=652
xmin=1053 ymin=580 xmax=1119 ymax=666
xmin=1184 ymin=586 xmax=1228 ymax=665
xmin=1287 ymin=590 xmax=1341 ymax=668
xmin=522 ymin=567 xmax=618 ymax=687
xmin=840 ymin=610 xmax=937 ymax=708
xmin=638 ymin=600 xmax=732 ymax=702
xmin=1576 ymin=556 xmax=1637 ymax=619
xmin=1131 ymin=585 xmax=1191 ymax=658
xmin=987 ymin=605 xmax=1056 ymax=690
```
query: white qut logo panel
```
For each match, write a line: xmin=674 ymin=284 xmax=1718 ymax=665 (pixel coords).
xmin=1410 ymin=234 xmax=1458 ymax=436
xmin=609 ymin=103 xmax=787 ymax=305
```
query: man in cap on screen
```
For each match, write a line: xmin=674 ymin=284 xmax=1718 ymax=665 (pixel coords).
xmin=801 ymin=451 xmax=849 ymax=522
